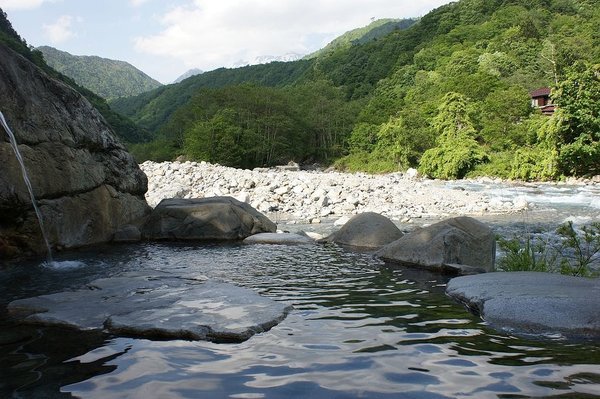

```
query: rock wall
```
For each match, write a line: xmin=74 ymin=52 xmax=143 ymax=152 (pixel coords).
xmin=0 ymin=43 xmax=149 ymax=257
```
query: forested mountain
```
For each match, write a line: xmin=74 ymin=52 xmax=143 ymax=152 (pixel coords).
xmin=99 ymin=1 xmax=600 ymax=178
xmin=0 ymin=9 xmax=150 ymax=144
xmin=38 ymin=46 xmax=162 ymax=100
xmin=304 ymin=18 xmax=417 ymax=59
xmin=110 ymin=60 xmax=313 ymax=133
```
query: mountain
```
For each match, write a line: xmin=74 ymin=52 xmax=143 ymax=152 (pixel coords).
xmin=304 ymin=18 xmax=417 ymax=59
xmin=109 ymin=60 xmax=313 ymax=133
xmin=173 ymin=68 xmax=204 ymax=83
xmin=0 ymin=11 xmax=149 ymax=144
xmin=111 ymin=0 xmax=599 ymax=178
xmin=38 ymin=46 xmax=162 ymax=100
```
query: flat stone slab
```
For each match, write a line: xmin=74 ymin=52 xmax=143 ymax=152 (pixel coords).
xmin=243 ymin=232 xmax=314 ymax=245
xmin=7 ymin=272 xmax=292 ymax=343
xmin=446 ymin=272 xmax=600 ymax=339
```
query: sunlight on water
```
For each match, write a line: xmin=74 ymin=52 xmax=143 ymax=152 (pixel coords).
xmin=1 ymin=242 xmax=599 ymax=398
xmin=41 ymin=260 xmax=87 ymax=270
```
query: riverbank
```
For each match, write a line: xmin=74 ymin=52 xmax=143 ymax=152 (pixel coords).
xmin=141 ymin=161 xmax=598 ymax=225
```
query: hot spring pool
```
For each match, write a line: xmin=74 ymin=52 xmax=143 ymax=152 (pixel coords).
xmin=1 ymin=240 xmax=599 ymax=398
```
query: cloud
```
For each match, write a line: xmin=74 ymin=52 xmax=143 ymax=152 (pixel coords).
xmin=129 ymin=0 xmax=150 ymax=7
xmin=134 ymin=0 xmax=453 ymax=72
xmin=42 ymin=15 xmax=76 ymax=44
xmin=0 ymin=0 xmax=47 ymax=10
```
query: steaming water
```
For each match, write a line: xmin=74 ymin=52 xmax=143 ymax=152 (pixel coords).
xmin=1 ymin=240 xmax=600 ymax=398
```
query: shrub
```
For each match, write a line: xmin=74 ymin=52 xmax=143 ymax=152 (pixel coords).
xmin=498 ymin=221 xmax=600 ymax=276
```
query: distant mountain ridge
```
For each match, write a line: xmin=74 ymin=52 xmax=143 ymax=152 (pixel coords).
xmin=305 ymin=18 xmax=417 ymax=59
xmin=173 ymin=68 xmax=204 ymax=83
xmin=38 ymin=46 xmax=162 ymax=100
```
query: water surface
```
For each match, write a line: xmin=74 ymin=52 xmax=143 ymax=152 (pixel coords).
xmin=1 ymin=241 xmax=599 ymax=398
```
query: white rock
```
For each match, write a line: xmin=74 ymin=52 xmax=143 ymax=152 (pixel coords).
xmin=334 ymin=216 xmax=351 ymax=226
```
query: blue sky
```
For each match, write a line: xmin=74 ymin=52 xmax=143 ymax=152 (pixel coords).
xmin=1 ymin=0 xmax=453 ymax=83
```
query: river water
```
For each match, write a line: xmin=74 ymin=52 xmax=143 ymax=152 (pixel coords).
xmin=1 ymin=181 xmax=599 ymax=398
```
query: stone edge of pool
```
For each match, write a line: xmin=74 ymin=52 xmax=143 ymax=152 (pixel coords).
xmin=446 ymin=271 xmax=600 ymax=340
xmin=6 ymin=271 xmax=292 ymax=343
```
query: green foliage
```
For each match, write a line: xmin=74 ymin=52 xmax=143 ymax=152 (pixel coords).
xmin=163 ymin=82 xmax=358 ymax=168
xmin=38 ymin=46 xmax=162 ymax=100
xmin=0 ymin=9 xmax=149 ymax=144
xmin=110 ymin=61 xmax=313 ymax=133
xmin=497 ymin=236 xmax=554 ymax=273
xmin=333 ymin=151 xmax=399 ymax=174
xmin=305 ymin=18 xmax=417 ymax=59
xmin=555 ymin=221 xmax=600 ymax=276
xmin=498 ymin=221 xmax=600 ymax=277
xmin=129 ymin=139 xmax=180 ymax=163
xmin=105 ymin=0 xmax=599 ymax=176
xmin=551 ymin=62 xmax=600 ymax=176
xmin=467 ymin=151 xmax=513 ymax=179
xmin=184 ymin=109 xmax=243 ymax=166
xmin=418 ymin=93 xmax=488 ymax=179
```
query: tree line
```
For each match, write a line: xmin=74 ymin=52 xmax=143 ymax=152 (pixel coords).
xmin=108 ymin=0 xmax=600 ymax=178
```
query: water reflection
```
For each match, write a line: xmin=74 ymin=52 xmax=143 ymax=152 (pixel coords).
xmin=1 ymin=242 xmax=599 ymax=398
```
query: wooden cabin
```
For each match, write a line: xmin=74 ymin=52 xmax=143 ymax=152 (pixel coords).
xmin=530 ymin=87 xmax=555 ymax=115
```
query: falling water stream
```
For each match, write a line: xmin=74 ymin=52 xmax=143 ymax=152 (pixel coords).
xmin=0 ymin=110 xmax=53 ymax=262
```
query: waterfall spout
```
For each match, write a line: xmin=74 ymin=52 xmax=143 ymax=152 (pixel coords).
xmin=0 ymin=110 xmax=53 ymax=261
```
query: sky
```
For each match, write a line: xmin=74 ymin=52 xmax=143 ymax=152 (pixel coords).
xmin=0 ymin=0 xmax=454 ymax=84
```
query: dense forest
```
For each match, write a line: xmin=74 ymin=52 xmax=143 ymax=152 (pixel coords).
xmin=0 ymin=9 xmax=150 ymax=144
xmin=4 ymin=0 xmax=599 ymax=180
xmin=38 ymin=46 xmax=162 ymax=100
xmin=114 ymin=0 xmax=598 ymax=180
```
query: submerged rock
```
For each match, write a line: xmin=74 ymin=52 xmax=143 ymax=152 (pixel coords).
xmin=377 ymin=216 xmax=495 ymax=274
xmin=8 ymin=272 xmax=292 ymax=343
xmin=446 ymin=272 xmax=600 ymax=339
xmin=243 ymin=232 xmax=314 ymax=245
xmin=142 ymin=197 xmax=276 ymax=241
xmin=321 ymin=212 xmax=403 ymax=250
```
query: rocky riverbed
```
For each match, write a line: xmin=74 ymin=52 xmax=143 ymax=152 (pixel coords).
xmin=141 ymin=161 xmax=533 ymax=224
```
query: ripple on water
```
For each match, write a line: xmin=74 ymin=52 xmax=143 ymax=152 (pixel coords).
xmin=1 ymin=242 xmax=599 ymax=398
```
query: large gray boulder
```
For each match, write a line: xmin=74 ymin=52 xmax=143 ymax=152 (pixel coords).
xmin=446 ymin=272 xmax=600 ymax=339
xmin=0 ymin=43 xmax=149 ymax=257
xmin=321 ymin=212 xmax=403 ymax=250
xmin=142 ymin=197 xmax=276 ymax=241
xmin=376 ymin=216 xmax=495 ymax=273
xmin=8 ymin=272 xmax=292 ymax=343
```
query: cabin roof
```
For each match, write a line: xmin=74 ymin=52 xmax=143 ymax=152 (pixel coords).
xmin=530 ymin=87 xmax=551 ymax=98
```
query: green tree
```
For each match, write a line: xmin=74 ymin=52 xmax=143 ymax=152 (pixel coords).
xmin=419 ymin=92 xmax=488 ymax=179
xmin=510 ymin=116 xmax=559 ymax=181
xmin=184 ymin=109 xmax=242 ymax=166
xmin=552 ymin=62 xmax=600 ymax=176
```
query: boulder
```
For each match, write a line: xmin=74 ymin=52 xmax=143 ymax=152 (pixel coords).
xmin=446 ymin=272 xmax=600 ymax=339
xmin=142 ymin=197 xmax=276 ymax=241
xmin=376 ymin=216 xmax=495 ymax=273
xmin=112 ymin=224 xmax=142 ymax=243
xmin=321 ymin=212 xmax=403 ymax=250
xmin=243 ymin=232 xmax=314 ymax=245
xmin=8 ymin=272 xmax=292 ymax=343
xmin=0 ymin=43 xmax=149 ymax=257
